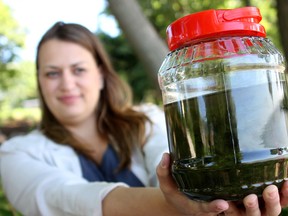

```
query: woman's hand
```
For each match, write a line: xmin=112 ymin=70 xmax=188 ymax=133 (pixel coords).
xmin=224 ymin=185 xmax=281 ymax=215
xmin=224 ymin=182 xmax=288 ymax=215
xmin=157 ymin=153 xmax=229 ymax=215
xmin=157 ymin=152 xmax=288 ymax=216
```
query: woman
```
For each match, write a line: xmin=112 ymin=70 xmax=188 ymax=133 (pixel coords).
xmin=0 ymin=22 xmax=287 ymax=216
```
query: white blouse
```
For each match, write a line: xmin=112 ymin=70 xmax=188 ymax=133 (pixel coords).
xmin=0 ymin=104 xmax=169 ymax=216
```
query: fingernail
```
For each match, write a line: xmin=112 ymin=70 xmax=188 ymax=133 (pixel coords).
xmin=215 ymin=203 xmax=229 ymax=212
xmin=160 ymin=154 xmax=167 ymax=168
xmin=268 ymin=190 xmax=277 ymax=199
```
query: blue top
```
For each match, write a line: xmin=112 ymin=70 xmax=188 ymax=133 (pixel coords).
xmin=79 ymin=145 xmax=144 ymax=187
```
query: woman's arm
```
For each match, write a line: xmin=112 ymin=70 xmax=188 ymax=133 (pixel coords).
xmin=103 ymin=153 xmax=229 ymax=216
xmin=103 ymin=153 xmax=288 ymax=216
xmin=103 ymin=186 xmax=228 ymax=216
xmin=0 ymin=133 xmax=128 ymax=216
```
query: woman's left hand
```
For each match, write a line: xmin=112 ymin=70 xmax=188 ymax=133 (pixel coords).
xmin=157 ymin=152 xmax=288 ymax=215
xmin=223 ymin=181 xmax=288 ymax=215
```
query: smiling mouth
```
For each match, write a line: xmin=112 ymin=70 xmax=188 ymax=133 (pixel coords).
xmin=58 ymin=95 xmax=80 ymax=104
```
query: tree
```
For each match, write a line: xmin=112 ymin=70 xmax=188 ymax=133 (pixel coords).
xmin=98 ymin=32 xmax=158 ymax=102
xmin=0 ymin=0 xmax=25 ymax=90
xmin=104 ymin=0 xmax=283 ymax=103
xmin=139 ymin=0 xmax=239 ymax=39
xmin=107 ymin=0 xmax=169 ymax=91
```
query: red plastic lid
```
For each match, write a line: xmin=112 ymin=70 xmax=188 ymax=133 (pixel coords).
xmin=167 ymin=7 xmax=266 ymax=51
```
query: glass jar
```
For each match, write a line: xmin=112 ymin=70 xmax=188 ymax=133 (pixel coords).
xmin=158 ymin=7 xmax=288 ymax=201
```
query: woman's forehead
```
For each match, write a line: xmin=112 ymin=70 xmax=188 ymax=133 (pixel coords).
xmin=38 ymin=39 xmax=95 ymax=66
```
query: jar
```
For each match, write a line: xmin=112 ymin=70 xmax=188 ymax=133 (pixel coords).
xmin=158 ymin=6 xmax=288 ymax=201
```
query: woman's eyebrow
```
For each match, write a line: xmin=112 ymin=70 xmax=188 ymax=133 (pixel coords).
xmin=71 ymin=61 xmax=85 ymax=67
xmin=43 ymin=61 xmax=85 ymax=69
xmin=44 ymin=65 xmax=59 ymax=69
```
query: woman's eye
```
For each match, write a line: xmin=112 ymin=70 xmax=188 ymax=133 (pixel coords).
xmin=45 ymin=71 xmax=60 ymax=78
xmin=74 ymin=68 xmax=85 ymax=75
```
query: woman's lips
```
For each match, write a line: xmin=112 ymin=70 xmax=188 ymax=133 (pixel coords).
xmin=58 ymin=95 xmax=80 ymax=105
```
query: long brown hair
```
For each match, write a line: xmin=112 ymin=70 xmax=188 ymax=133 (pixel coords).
xmin=36 ymin=22 xmax=151 ymax=169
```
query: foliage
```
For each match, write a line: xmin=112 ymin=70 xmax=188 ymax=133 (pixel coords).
xmin=0 ymin=0 xmax=25 ymax=90
xmin=140 ymin=0 xmax=280 ymax=49
xmin=0 ymin=61 xmax=38 ymax=124
xmin=140 ymin=0 xmax=238 ymax=38
xmin=103 ymin=0 xmax=281 ymax=104
xmin=97 ymin=31 xmax=160 ymax=103
xmin=0 ymin=182 xmax=22 ymax=216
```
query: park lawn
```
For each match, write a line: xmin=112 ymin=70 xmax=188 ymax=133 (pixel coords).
xmin=0 ymin=183 xmax=21 ymax=216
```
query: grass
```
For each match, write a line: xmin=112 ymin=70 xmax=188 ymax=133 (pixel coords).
xmin=0 ymin=107 xmax=40 ymax=126
xmin=0 ymin=107 xmax=36 ymax=216
xmin=0 ymin=183 xmax=21 ymax=216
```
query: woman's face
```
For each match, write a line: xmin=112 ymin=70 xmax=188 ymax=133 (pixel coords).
xmin=38 ymin=39 xmax=103 ymax=126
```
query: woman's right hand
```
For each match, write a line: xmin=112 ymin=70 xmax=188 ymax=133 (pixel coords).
xmin=156 ymin=153 xmax=229 ymax=215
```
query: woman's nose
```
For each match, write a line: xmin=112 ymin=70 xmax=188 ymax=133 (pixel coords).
xmin=60 ymin=71 xmax=76 ymax=91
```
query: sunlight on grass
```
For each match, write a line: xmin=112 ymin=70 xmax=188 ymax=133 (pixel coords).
xmin=0 ymin=107 xmax=40 ymax=126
